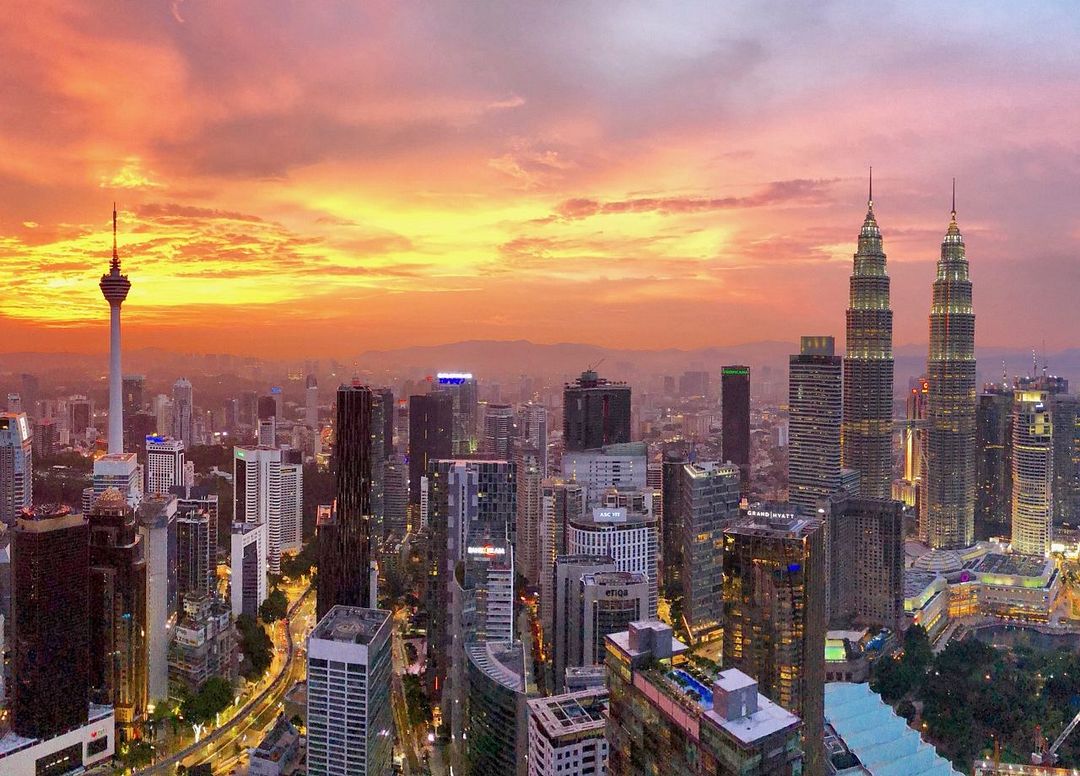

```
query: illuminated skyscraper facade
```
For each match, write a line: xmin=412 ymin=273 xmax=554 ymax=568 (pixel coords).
xmin=1011 ymin=390 xmax=1053 ymax=557
xmin=721 ymin=366 xmax=751 ymax=487
xmin=926 ymin=195 xmax=977 ymax=549
xmin=788 ymin=336 xmax=843 ymax=509
xmin=842 ymin=184 xmax=894 ymax=500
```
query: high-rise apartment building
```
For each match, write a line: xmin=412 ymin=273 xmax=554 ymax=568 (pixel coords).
xmin=483 ymin=402 xmax=515 ymax=458
xmin=679 ymin=461 xmax=740 ymax=642
xmin=722 ymin=506 xmax=826 ymax=774
xmin=1012 ymin=389 xmax=1053 ymax=556
xmin=466 ymin=640 xmax=531 ymax=776
xmin=515 ymin=447 xmax=544 ymax=584
xmin=521 ymin=403 xmax=548 ymax=475
xmin=146 ymin=435 xmax=185 ymax=495
xmin=306 ymin=606 xmax=394 ymax=776
xmin=926 ymin=194 xmax=977 ymax=549
xmin=842 ymin=184 xmax=894 ymax=501
xmin=408 ymin=392 xmax=453 ymax=506
xmin=177 ymin=504 xmax=213 ymax=604
xmin=660 ymin=450 xmax=687 ymax=599
xmin=605 ymin=622 xmax=803 ymax=776
xmin=0 ymin=412 xmax=32 ymax=525
xmin=433 ymin=372 xmax=479 ymax=455
xmin=561 ymin=442 xmax=648 ymax=505
xmin=122 ymin=374 xmax=145 ymax=417
xmin=539 ymin=481 xmax=587 ymax=634
xmin=88 ymin=489 xmax=148 ymax=737
xmin=69 ymin=394 xmax=92 ymax=439
xmin=721 ymin=365 xmax=751 ymax=488
xmin=171 ymin=378 xmax=194 ymax=446
xmin=235 ymin=445 xmax=285 ymax=573
xmin=976 ymin=387 xmax=1013 ymax=531
xmin=563 ymin=370 xmax=631 ymax=452
xmin=305 ymin=373 xmax=319 ymax=429
xmin=281 ymin=462 xmax=303 ymax=555
xmin=789 ymin=336 xmax=843 ymax=509
xmin=231 ymin=521 xmax=268 ymax=618
xmin=138 ymin=494 xmax=179 ymax=703
xmin=12 ymin=505 xmax=90 ymax=739
xmin=527 ymin=688 xmax=608 ymax=776
xmin=317 ymin=384 xmax=376 ymax=620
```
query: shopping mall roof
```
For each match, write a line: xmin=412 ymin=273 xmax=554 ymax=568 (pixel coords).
xmin=824 ymin=682 xmax=962 ymax=776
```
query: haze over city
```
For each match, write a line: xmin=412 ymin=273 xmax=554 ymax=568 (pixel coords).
xmin=5 ymin=2 xmax=1080 ymax=356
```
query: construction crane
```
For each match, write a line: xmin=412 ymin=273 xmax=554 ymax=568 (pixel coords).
xmin=1033 ymin=708 xmax=1080 ymax=765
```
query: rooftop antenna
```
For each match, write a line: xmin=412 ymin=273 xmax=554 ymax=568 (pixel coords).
xmin=1042 ymin=338 xmax=1048 ymax=377
xmin=111 ymin=202 xmax=120 ymax=270
xmin=868 ymin=165 xmax=873 ymax=208
xmin=951 ymin=178 xmax=956 ymax=218
xmin=1002 ymin=360 xmax=1007 ymax=389
xmin=1032 ymin=348 xmax=1038 ymax=379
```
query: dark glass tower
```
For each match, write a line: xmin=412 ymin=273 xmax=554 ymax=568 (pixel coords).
xmin=976 ymin=387 xmax=1013 ymax=534
xmin=563 ymin=370 xmax=631 ymax=451
xmin=408 ymin=392 xmax=453 ymax=506
xmin=317 ymin=384 xmax=375 ymax=620
xmin=926 ymin=189 xmax=977 ymax=549
xmin=12 ymin=505 xmax=90 ymax=739
xmin=721 ymin=366 xmax=751 ymax=488
xmin=88 ymin=488 xmax=148 ymax=738
xmin=842 ymin=178 xmax=894 ymax=499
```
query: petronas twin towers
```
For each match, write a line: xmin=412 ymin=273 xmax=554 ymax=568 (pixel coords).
xmin=842 ymin=175 xmax=976 ymax=549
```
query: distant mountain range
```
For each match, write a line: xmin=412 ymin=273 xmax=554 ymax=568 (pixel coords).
xmin=2 ymin=340 xmax=1076 ymax=394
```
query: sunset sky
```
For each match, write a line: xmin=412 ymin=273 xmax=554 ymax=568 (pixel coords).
xmin=4 ymin=1 xmax=1080 ymax=358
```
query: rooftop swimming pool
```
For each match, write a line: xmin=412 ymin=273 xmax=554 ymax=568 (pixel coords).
xmin=668 ymin=668 xmax=713 ymax=709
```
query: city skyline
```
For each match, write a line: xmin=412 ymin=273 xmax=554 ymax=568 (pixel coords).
xmin=5 ymin=2 xmax=1080 ymax=356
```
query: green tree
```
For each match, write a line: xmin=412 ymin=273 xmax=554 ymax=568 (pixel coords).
xmin=902 ymin=625 xmax=933 ymax=671
xmin=236 ymin=613 xmax=273 ymax=680
xmin=181 ymin=676 xmax=235 ymax=725
xmin=259 ymin=588 xmax=289 ymax=623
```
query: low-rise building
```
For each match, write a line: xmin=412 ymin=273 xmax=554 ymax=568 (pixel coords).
xmin=0 ymin=705 xmax=115 ymax=775
xmin=527 ymin=688 xmax=608 ymax=776
xmin=168 ymin=594 xmax=238 ymax=697
xmin=249 ymin=714 xmax=302 ymax=776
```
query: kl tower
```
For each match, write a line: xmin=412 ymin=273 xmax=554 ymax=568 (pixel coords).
xmin=100 ymin=204 xmax=131 ymax=454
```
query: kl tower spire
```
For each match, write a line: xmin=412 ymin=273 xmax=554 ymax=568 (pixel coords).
xmin=100 ymin=204 xmax=132 ymax=455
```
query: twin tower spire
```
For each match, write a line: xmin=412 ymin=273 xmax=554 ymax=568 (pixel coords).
xmin=843 ymin=170 xmax=975 ymax=550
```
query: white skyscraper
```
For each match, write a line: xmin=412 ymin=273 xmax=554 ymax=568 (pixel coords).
xmin=305 ymin=374 xmax=319 ymax=429
xmin=172 ymin=378 xmax=194 ymax=446
xmin=100 ymin=205 xmax=131 ymax=456
xmin=568 ymin=502 xmax=659 ymax=617
xmin=146 ymin=435 xmax=185 ymax=495
xmin=138 ymin=493 xmax=179 ymax=703
xmin=0 ymin=413 xmax=32 ymax=525
xmin=152 ymin=394 xmax=172 ymax=436
xmin=562 ymin=442 xmax=648 ymax=505
xmin=280 ymin=462 xmax=303 ymax=555
xmin=1012 ymin=389 xmax=1054 ymax=557
xmin=234 ymin=446 xmax=284 ymax=573
xmin=306 ymin=606 xmax=394 ymax=776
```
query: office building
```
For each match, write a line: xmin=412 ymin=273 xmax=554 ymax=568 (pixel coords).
xmin=897 ymin=376 xmax=930 ymax=536
xmin=516 ymin=446 xmax=544 ymax=584
xmin=552 ymin=554 xmax=617 ymax=690
xmin=12 ymin=505 xmax=90 ymax=739
xmin=0 ymin=412 xmax=32 ymax=525
xmin=540 ymin=481 xmax=587 ymax=634
xmin=926 ymin=193 xmax=977 ymax=549
xmin=408 ymin=392 xmax=453 ymax=506
xmin=723 ymin=506 xmax=826 ymax=773
xmin=306 ymin=606 xmax=393 ymax=776
xmin=826 ymin=495 xmax=904 ymax=631
xmin=660 ymin=450 xmax=687 ymax=599
xmin=521 ymin=403 xmax=548 ymax=475
xmin=679 ymin=462 xmax=740 ymax=642
xmin=383 ymin=453 xmax=409 ymax=536
xmin=317 ymin=384 xmax=377 ymax=619
xmin=169 ymin=593 xmax=238 ymax=697
xmin=605 ymin=622 xmax=803 ymax=776
xmin=124 ymin=411 xmax=157 ymax=460
xmin=563 ymin=369 xmax=631 ymax=452
xmin=1012 ymin=389 xmax=1053 ymax=556
xmin=721 ymin=366 xmax=751 ymax=486
xmin=146 ymin=435 xmax=185 ymax=495
xmin=0 ymin=707 xmax=115 ymax=775
xmin=564 ymin=570 xmax=648 ymax=691
xmin=465 ymin=538 xmax=516 ymax=642
xmin=369 ymin=388 xmax=392 ymax=537
xmin=122 ymin=374 xmax=144 ymax=417
xmin=789 ymin=336 xmax=843 ymax=509
xmin=466 ymin=640 xmax=531 ymax=776
xmin=69 ymin=394 xmax=92 ymax=439
xmin=232 ymin=521 xmax=268 ymax=618
xmin=88 ymin=451 xmax=142 ymax=513
xmin=306 ymin=373 xmax=319 ymax=429
xmin=842 ymin=184 xmax=895 ymax=500
xmin=172 ymin=378 xmax=194 ymax=446
xmin=88 ymin=489 xmax=148 ymax=738
xmin=138 ymin=494 xmax=179 ymax=703
xmin=568 ymin=503 xmax=659 ymax=617
xmin=484 ymin=402 xmax=515 ymax=458
xmin=257 ymin=416 xmax=277 ymax=447
xmin=177 ymin=503 xmax=213 ymax=604
xmin=434 ymin=372 xmax=479 ymax=455
xmin=561 ymin=442 xmax=648 ymax=505
xmin=527 ymin=688 xmax=608 ymax=776
xmin=33 ymin=416 xmax=59 ymax=458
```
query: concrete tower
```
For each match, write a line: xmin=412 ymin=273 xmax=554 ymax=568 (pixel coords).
xmin=926 ymin=183 xmax=977 ymax=549
xmin=100 ymin=205 xmax=132 ymax=455
xmin=842 ymin=171 xmax=894 ymax=499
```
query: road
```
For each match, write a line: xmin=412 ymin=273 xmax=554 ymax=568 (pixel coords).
xmin=391 ymin=609 xmax=426 ymax=775
xmin=137 ymin=585 xmax=314 ymax=775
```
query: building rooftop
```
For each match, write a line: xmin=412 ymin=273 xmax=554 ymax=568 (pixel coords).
xmin=311 ymin=606 xmax=391 ymax=645
xmin=904 ymin=571 xmax=942 ymax=599
xmin=974 ymin=552 xmax=1051 ymax=580
xmin=730 ymin=503 xmax=819 ymax=537
xmin=527 ymin=688 xmax=608 ymax=738
xmin=466 ymin=640 xmax=526 ymax=693
xmin=704 ymin=670 xmax=801 ymax=747
xmin=825 ymin=682 xmax=961 ymax=776
xmin=0 ymin=705 xmax=114 ymax=756
xmin=252 ymin=714 xmax=299 ymax=764
xmin=582 ymin=570 xmax=647 ymax=587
